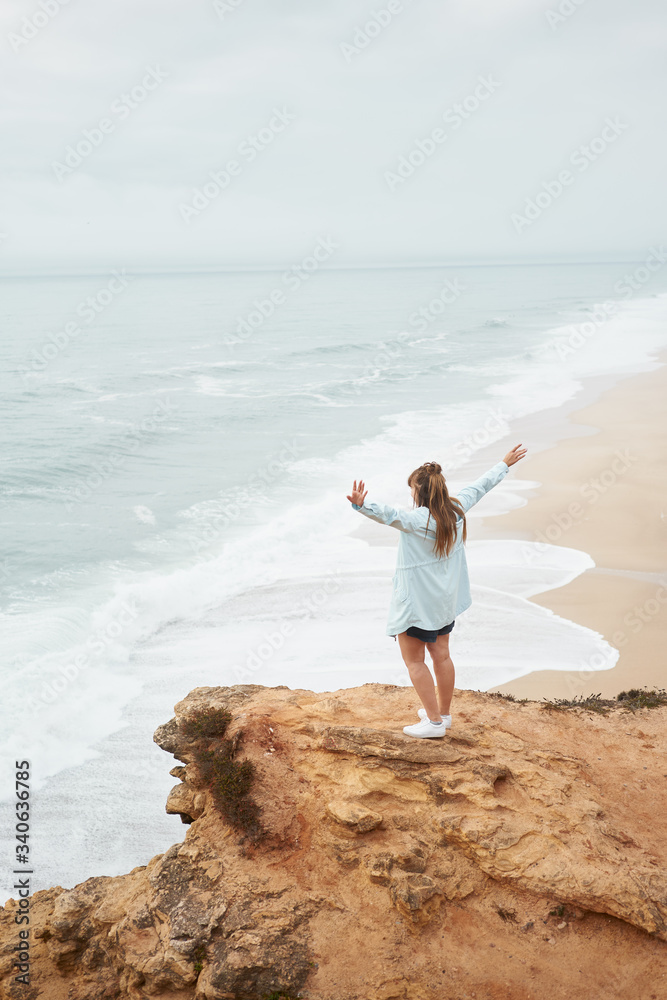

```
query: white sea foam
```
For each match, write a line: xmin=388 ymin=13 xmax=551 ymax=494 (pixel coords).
xmin=465 ymin=539 xmax=595 ymax=598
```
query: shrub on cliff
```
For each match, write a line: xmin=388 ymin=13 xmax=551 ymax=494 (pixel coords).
xmin=180 ymin=706 xmax=263 ymax=843
xmin=542 ymin=687 xmax=667 ymax=714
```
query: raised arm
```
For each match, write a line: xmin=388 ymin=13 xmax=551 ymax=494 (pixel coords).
xmin=346 ymin=479 xmax=423 ymax=533
xmin=456 ymin=462 xmax=508 ymax=513
xmin=456 ymin=444 xmax=527 ymax=513
xmin=353 ymin=500 xmax=424 ymax=532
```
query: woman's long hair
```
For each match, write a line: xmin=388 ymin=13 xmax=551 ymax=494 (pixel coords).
xmin=407 ymin=461 xmax=466 ymax=558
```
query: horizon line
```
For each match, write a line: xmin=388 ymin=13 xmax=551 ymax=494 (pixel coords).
xmin=0 ymin=255 xmax=654 ymax=279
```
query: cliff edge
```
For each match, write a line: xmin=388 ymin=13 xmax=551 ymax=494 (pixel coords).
xmin=1 ymin=683 xmax=666 ymax=1000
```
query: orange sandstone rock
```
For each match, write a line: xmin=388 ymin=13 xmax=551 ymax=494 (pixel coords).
xmin=1 ymin=683 xmax=667 ymax=1000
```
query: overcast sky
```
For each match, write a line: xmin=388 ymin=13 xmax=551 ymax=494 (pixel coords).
xmin=1 ymin=0 xmax=665 ymax=272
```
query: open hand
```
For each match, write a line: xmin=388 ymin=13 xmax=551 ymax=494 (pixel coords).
xmin=502 ymin=444 xmax=527 ymax=467
xmin=346 ymin=479 xmax=368 ymax=506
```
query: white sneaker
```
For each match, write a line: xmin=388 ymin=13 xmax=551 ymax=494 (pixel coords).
xmin=418 ymin=709 xmax=451 ymax=729
xmin=403 ymin=718 xmax=446 ymax=739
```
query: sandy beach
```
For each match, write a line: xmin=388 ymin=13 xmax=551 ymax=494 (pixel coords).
xmin=483 ymin=352 xmax=667 ymax=701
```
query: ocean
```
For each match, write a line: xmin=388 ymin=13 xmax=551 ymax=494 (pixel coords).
xmin=3 ymin=260 xmax=667 ymax=896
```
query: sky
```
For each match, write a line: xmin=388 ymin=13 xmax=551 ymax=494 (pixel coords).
xmin=1 ymin=0 xmax=665 ymax=272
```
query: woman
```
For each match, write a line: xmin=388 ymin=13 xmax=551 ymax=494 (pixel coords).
xmin=346 ymin=444 xmax=527 ymax=738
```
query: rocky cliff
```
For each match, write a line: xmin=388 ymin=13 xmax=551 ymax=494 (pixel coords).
xmin=1 ymin=683 xmax=667 ymax=1000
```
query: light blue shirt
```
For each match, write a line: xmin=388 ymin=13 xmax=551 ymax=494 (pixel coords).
xmin=352 ymin=461 xmax=509 ymax=636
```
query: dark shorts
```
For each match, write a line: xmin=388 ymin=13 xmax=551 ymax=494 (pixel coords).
xmin=405 ymin=621 xmax=455 ymax=643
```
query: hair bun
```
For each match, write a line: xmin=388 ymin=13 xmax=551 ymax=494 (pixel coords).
xmin=424 ymin=461 xmax=442 ymax=475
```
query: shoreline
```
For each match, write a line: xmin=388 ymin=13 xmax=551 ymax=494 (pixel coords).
xmin=480 ymin=351 xmax=667 ymax=700
xmin=350 ymin=352 xmax=667 ymax=699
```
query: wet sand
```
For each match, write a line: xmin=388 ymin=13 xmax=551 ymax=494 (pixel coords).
xmin=484 ymin=353 xmax=667 ymax=700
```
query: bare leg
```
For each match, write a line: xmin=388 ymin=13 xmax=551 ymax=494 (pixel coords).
xmin=397 ymin=633 xmax=441 ymax=721
xmin=428 ymin=633 xmax=455 ymax=715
